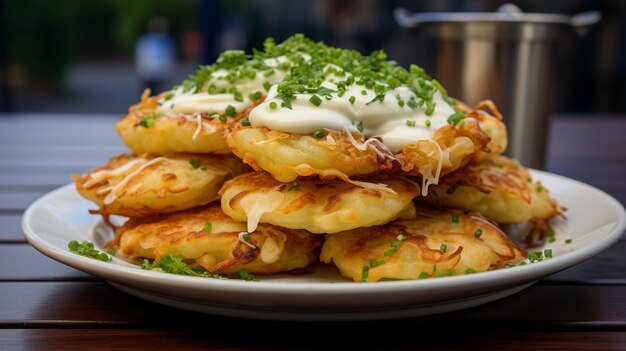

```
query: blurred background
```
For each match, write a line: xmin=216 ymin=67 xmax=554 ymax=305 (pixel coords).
xmin=0 ymin=0 xmax=623 ymax=115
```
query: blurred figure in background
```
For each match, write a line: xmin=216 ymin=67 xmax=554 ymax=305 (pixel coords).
xmin=135 ymin=16 xmax=176 ymax=95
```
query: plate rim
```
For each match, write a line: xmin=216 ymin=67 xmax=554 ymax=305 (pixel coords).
xmin=21 ymin=170 xmax=626 ymax=298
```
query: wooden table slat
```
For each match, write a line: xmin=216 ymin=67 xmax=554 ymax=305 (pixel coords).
xmin=1 ymin=282 xmax=626 ymax=329
xmin=0 ymin=214 xmax=24 ymax=242
xmin=2 ymin=329 xmax=626 ymax=350
xmin=0 ymin=244 xmax=93 ymax=280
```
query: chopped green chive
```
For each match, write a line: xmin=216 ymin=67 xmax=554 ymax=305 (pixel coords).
xmin=225 ymin=105 xmax=236 ymax=117
xmin=544 ymin=249 xmax=553 ymax=258
xmin=366 ymin=94 xmax=385 ymax=105
xmin=106 ymin=248 xmax=117 ymax=256
xmin=176 ymin=34 xmax=455 ymax=124
xmin=356 ymin=120 xmax=364 ymax=133
xmin=370 ymin=258 xmax=385 ymax=267
xmin=536 ymin=184 xmax=544 ymax=192
xmin=203 ymin=222 xmax=212 ymax=233
xmin=288 ymin=181 xmax=300 ymax=191
xmin=504 ymin=263 xmax=517 ymax=268
xmin=324 ymin=94 xmax=332 ymax=100
xmin=384 ymin=234 xmax=408 ymax=256
xmin=548 ymin=237 xmax=556 ymax=243
xmin=451 ymin=215 xmax=460 ymax=223
xmin=440 ymin=243 xmax=447 ymax=253
xmin=435 ymin=270 xmax=447 ymax=278
xmin=565 ymin=239 xmax=572 ymax=244
xmin=243 ymin=233 xmax=252 ymax=242
xmin=189 ymin=157 xmax=201 ymax=169
xmin=309 ymin=94 xmax=322 ymax=107
xmin=418 ymin=272 xmax=430 ymax=279
xmin=395 ymin=94 xmax=405 ymax=107
xmin=406 ymin=120 xmax=416 ymax=127
xmin=425 ymin=104 xmax=435 ymax=116
xmin=233 ymin=91 xmax=243 ymax=102
xmin=464 ymin=268 xmax=477 ymax=274
xmin=312 ymin=130 xmax=326 ymax=138
xmin=248 ymin=90 xmax=263 ymax=101
xmin=218 ymin=114 xmax=227 ymax=122
xmin=447 ymin=110 xmax=465 ymax=125
xmin=241 ymin=117 xmax=251 ymax=126
xmin=359 ymin=263 xmax=371 ymax=282
xmin=269 ymin=101 xmax=277 ymax=109
xmin=139 ymin=113 xmax=159 ymax=128
xmin=349 ymin=96 xmax=356 ymax=104
xmin=474 ymin=229 xmax=483 ymax=238
xmin=528 ymin=251 xmax=544 ymax=262
xmin=425 ymin=120 xmax=431 ymax=128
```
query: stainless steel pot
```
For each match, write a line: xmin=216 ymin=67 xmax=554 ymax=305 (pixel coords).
xmin=394 ymin=4 xmax=600 ymax=169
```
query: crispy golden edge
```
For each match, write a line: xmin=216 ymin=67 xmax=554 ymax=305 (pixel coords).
xmin=72 ymin=152 xmax=247 ymax=217
xmin=115 ymin=90 xmax=265 ymax=155
xmin=108 ymin=204 xmax=323 ymax=275
xmin=225 ymin=124 xmax=390 ymax=182
xmin=321 ymin=207 xmax=526 ymax=282
xmin=423 ymin=155 xmax=565 ymax=222
xmin=220 ymin=172 xmax=420 ymax=216
xmin=225 ymin=100 xmax=505 ymax=182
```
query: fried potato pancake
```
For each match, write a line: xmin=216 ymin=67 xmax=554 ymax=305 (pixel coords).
xmin=73 ymin=153 xmax=248 ymax=217
xmin=225 ymin=101 xmax=507 ymax=187
xmin=320 ymin=207 xmax=526 ymax=282
xmin=110 ymin=205 xmax=322 ymax=275
xmin=115 ymin=90 xmax=261 ymax=155
xmin=219 ymin=172 xmax=420 ymax=234
xmin=419 ymin=155 xmax=563 ymax=223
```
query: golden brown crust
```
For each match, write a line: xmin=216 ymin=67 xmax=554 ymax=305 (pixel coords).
xmin=320 ymin=207 xmax=526 ymax=282
xmin=219 ymin=172 xmax=420 ymax=233
xmin=109 ymin=204 xmax=322 ymax=275
xmin=116 ymin=90 xmax=263 ymax=155
xmin=72 ymin=153 xmax=249 ymax=217
xmin=419 ymin=155 xmax=564 ymax=223
xmin=225 ymin=101 xmax=507 ymax=183
xmin=225 ymin=125 xmax=390 ymax=182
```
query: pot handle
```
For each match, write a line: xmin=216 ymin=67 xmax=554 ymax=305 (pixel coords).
xmin=393 ymin=7 xmax=420 ymax=28
xmin=571 ymin=11 xmax=602 ymax=36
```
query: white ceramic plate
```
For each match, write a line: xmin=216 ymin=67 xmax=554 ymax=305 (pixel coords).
xmin=22 ymin=170 xmax=625 ymax=321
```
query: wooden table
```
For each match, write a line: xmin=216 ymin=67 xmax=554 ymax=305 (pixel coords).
xmin=1 ymin=114 xmax=625 ymax=350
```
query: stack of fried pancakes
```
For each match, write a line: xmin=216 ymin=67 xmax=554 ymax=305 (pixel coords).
xmin=73 ymin=38 xmax=563 ymax=282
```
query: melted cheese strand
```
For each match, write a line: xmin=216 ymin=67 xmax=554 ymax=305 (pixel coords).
xmin=192 ymin=113 xmax=202 ymax=140
xmin=103 ymin=157 xmax=169 ymax=205
xmin=240 ymin=189 xmax=283 ymax=233
xmin=83 ymin=159 xmax=145 ymax=188
xmin=420 ymin=139 xmax=446 ymax=197
xmin=238 ymin=232 xmax=257 ymax=249
xmin=341 ymin=126 xmax=396 ymax=161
